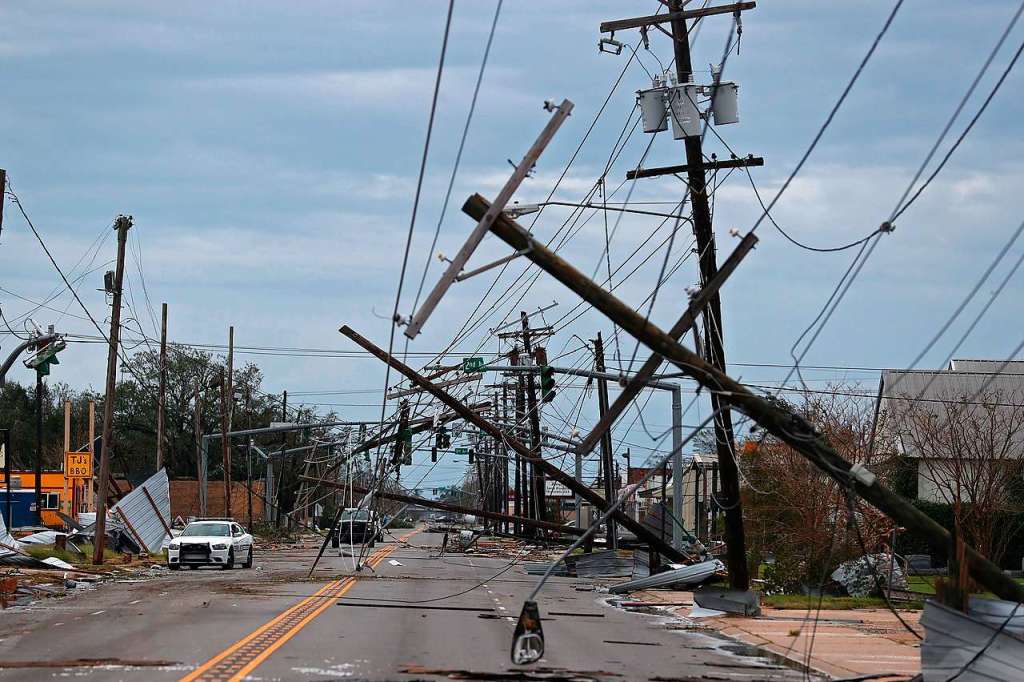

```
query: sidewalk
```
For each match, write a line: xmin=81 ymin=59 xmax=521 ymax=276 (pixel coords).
xmin=632 ymin=590 xmax=922 ymax=680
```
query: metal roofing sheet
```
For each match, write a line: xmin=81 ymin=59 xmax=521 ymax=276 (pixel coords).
xmin=108 ymin=468 xmax=170 ymax=554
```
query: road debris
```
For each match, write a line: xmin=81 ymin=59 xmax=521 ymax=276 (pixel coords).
xmin=607 ymin=559 xmax=724 ymax=594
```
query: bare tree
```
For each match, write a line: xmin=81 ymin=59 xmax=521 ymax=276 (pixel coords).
xmin=890 ymin=388 xmax=1024 ymax=564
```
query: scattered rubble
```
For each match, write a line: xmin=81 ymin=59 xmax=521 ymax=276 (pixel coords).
xmin=831 ymin=553 xmax=908 ymax=598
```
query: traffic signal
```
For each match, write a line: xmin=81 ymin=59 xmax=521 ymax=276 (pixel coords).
xmin=431 ymin=446 xmax=438 ymax=463
xmin=437 ymin=427 xmax=451 ymax=449
xmin=25 ymin=338 xmax=66 ymax=377
xmin=468 ymin=448 xmax=475 ymax=464
xmin=540 ymin=365 xmax=556 ymax=402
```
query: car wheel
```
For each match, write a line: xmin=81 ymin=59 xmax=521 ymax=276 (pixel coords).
xmin=222 ymin=548 xmax=234 ymax=570
xmin=169 ymin=564 xmax=180 ymax=571
xmin=331 ymin=534 xmax=339 ymax=548
xmin=242 ymin=547 xmax=253 ymax=569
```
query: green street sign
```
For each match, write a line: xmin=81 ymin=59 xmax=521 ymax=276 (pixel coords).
xmin=462 ymin=357 xmax=485 ymax=373
xmin=454 ymin=447 xmax=468 ymax=455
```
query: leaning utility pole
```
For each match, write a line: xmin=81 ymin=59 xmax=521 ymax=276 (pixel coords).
xmin=592 ymin=332 xmax=617 ymax=548
xmin=666 ymin=0 xmax=749 ymax=591
xmin=520 ymin=312 xmax=546 ymax=522
xmin=93 ymin=215 xmax=132 ymax=565
xmin=156 ymin=302 xmax=168 ymax=471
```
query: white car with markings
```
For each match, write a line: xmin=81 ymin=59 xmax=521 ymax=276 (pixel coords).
xmin=167 ymin=520 xmax=254 ymax=570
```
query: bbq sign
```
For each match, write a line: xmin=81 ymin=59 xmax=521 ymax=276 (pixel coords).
xmin=64 ymin=452 xmax=93 ymax=479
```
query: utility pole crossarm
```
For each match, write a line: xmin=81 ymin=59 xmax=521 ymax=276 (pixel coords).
xmin=339 ymin=324 xmax=693 ymax=563
xmin=627 ymin=155 xmax=764 ymax=181
xmin=403 ymin=99 xmax=574 ymax=339
xmin=464 ymin=193 xmax=1024 ymax=604
xmin=600 ymin=2 xmax=756 ymax=34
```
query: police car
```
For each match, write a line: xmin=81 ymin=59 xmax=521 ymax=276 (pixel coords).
xmin=167 ymin=519 xmax=254 ymax=570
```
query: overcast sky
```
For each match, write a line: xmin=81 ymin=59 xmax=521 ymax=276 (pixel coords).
xmin=2 ymin=1 xmax=1022 ymax=490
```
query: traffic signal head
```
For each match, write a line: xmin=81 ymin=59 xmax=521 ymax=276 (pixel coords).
xmin=540 ymin=365 xmax=556 ymax=403
xmin=468 ymin=448 xmax=475 ymax=464
xmin=26 ymin=338 xmax=66 ymax=377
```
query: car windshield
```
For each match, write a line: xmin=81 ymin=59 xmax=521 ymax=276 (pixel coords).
xmin=341 ymin=510 xmax=370 ymax=522
xmin=181 ymin=523 xmax=231 ymax=537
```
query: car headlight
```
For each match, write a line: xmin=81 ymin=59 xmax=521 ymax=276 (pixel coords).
xmin=169 ymin=542 xmax=179 ymax=549
xmin=211 ymin=543 xmax=228 ymax=550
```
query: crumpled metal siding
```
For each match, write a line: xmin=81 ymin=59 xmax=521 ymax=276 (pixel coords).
xmin=108 ymin=468 xmax=170 ymax=554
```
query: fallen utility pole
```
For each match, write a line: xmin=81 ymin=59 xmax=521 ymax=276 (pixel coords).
xmin=309 ymin=479 xmax=586 ymax=537
xmin=339 ymin=325 xmax=692 ymax=564
xmin=626 ymin=155 xmax=764 ymax=180
xmin=465 ymin=193 xmax=1024 ymax=604
xmin=404 ymin=99 xmax=574 ymax=339
xmin=93 ymin=215 xmax=131 ymax=565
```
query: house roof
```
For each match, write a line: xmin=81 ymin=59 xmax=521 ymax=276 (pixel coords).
xmin=879 ymin=359 xmax=1024 ymax=458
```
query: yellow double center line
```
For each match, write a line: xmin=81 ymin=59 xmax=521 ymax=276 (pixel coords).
xmin=180 ymin=532 xmax=415 ymax=682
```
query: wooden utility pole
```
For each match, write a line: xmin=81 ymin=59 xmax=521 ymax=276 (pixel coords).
xmin=87 ymin=400 xmax=95 ymax=513
xmin=246 ymin=386 xmax=253 ymax=530
xmin=194 ymin=381 xmax=203 ymax=506
xmin=63 ymin=401 xmax=71 ymax=517
xmin=156 ymin=302 xmax=168 ymax=471
xmin=219 ymin=369 xmax=232 ymax=519
xmin=226 ymin=326 xmax=234 ymax=431
xmin=510 ymin=349 xmax=526 ymax=530
xmin=520 ymin=312 xmax=546 ymax=522
xmin=93 ymin=215 xmax=132 ymax=565
xmin=666 ymin=0 xmax=749 ymax=591
xmin=593 ymin=332 xmax=617 ymax=548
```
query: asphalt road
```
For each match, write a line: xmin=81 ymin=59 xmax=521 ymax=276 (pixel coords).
xmin=0 ymin=530 xmax=815 ymax=681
